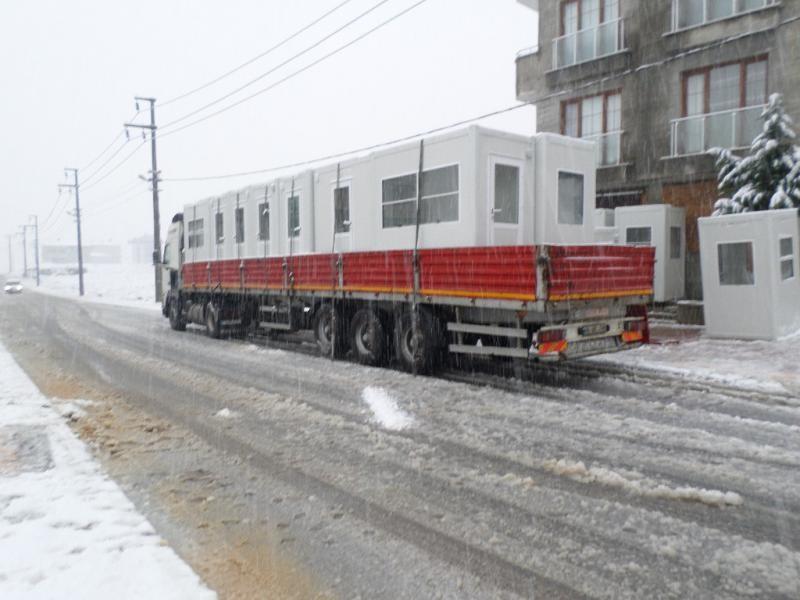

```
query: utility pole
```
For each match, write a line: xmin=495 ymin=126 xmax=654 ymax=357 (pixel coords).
xmin=29 ymin=215 xmax=40 ymax=286
xmin=19 ymin=225 xmax=28 ymax=278
xmin=59 ymin=169 xmax=84 ymax=296
xmin=125 ymin=97 xmax=162 ymax=303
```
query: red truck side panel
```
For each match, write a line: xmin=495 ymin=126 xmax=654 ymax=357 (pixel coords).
xmin=181 ymin=244 xmax=652 ymax=303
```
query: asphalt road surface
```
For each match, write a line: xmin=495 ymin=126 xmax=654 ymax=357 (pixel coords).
xmin=1 ymin=290 xmax=799 ymax=599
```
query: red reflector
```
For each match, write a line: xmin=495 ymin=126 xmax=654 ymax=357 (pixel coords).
xmin=537 ymin=328 xmax=565 ymax=344
xmin=625 ymin=319 xmax=647 ymax=332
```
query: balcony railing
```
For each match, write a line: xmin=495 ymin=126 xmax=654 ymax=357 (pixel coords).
xmin=671 ymin=0 xmax=777 ymax=32
xmin=670 ymin=105 xmax=766 ymax=156
xmin=584 ymin=131 xmax=623 ymax=166
xmin=552 ymin=18 xmax=624 ymax=70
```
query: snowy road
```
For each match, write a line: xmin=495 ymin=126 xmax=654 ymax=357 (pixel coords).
xmin=1 ymin=291 xmax=799 ymax=599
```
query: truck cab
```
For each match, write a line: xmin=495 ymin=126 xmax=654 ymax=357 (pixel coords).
xmin=161 ymin=214 xmax=184 ymax=316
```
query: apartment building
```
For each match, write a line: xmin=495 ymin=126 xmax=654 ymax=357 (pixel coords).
xmin=515 ymin=0 xmax=800 ymax=297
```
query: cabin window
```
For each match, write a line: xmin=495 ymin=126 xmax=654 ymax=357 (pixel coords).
xmin=718 ymin=241 xmax=754 ymax=285
xmin=258 ymin=202 xmax=270 ymax=241
xmin=382 ymin=166 xmax=459 ymax=228
xmin=420 ymin=165 xmax=459 ymax=224
xmin=780 ymin=237 xmax=795 ymax=281
xmin=187 ymin=218 xmax=204 ymax=248
xmin=287 ymin=195 xmax=300 ymax=238
xmin=493 ymin=164 xmax=520 ymax=224
xmin=670 ymin=226 xmax=682 ymax=259
xmin=235 ymin=206 xmax=245 ymax=243
xmin=382 ymin=173 xmax=417 ymax=228
xmin=626 ymin=226 xmax=652 ymax=245
xmin=334 ymin=186 xmax=350 ymax=233
xmin=215 ymin=212 xmax=224 ymax=244
xmin=557 ymin=172 xmax=584 ymax=225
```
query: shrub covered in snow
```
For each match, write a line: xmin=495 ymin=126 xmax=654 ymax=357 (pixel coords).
xmin=710 ymin=94 xmax=800 ymax=216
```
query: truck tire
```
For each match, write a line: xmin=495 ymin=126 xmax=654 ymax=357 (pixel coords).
xmin=350 ymin=308 xmax=387 ymax=366
xmin=394 ymin=307 xmax=442 ymax=375
xmin=169 ymin=300 xmax=186 ymax=331
xmin=314 ymin=303 xmax=346 ymax=358
xmin=205 ymin=303 xmax=222 ymax=339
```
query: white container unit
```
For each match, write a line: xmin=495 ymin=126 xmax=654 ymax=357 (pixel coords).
xmin=698 ymin=208 xmax=800 ymax=340
xmin=616 ymin=204 xmax=686 ymax=302
xmin=182 ymin=126 xmax=598 ymax=263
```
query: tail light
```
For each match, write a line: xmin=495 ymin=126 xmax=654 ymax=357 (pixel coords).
xmin=537 ymin=328 xmax=565 ymax=344
xmin=625 ymin=319 xmax=647 ymax=332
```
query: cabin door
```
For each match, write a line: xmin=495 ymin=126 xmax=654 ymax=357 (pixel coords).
xmin=488 ymin=156 xmax=523 ymax=246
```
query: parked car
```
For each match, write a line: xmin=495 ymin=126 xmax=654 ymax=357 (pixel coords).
xmin=3 ymin=279 xmax=23 ymax=294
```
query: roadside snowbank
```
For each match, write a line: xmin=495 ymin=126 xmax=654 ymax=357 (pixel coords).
xmin=21 ymin=263 xmax=161 ymax=311
xmin=597 ymin=328 xmax=800 ymax=396
xmin=0 ymin=341 xmax=215 ymax=599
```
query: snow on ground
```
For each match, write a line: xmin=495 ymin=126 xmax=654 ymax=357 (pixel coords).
xmin=362 ymin=386 xmax=413 ymax=431
xmin=0 ymin=341 xmax=215 ymax=599
xmin=597 ymin=325 xmax=800 ymax=397
xmin=20 ymin=263 xmax=161 ymax=311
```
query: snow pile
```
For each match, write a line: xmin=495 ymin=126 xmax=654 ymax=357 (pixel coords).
xmin=0 ymin=342 xmax=215 ymax=599
xmin=596 ymin=332 xmax=800 ymax=397
xmin=23 ymin=263 xmax=161 ymax=311
xmin=362 ymin=386 xmax=413 ymax=431
xmin=214 ymin=407 xmax=237 ymax=419
xmin=543 ymin=458 xmax=743 ymax=508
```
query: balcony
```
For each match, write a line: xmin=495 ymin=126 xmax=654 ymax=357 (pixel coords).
xmin=552 ymin=18 xmax=625 ymax=70
xmin=670 ymin=0 xmax=777 ymax=32
xmin=584 ymin=131 xmax=623 ymax=167
xmin=670 ymin=105 xmax=766 ymax=156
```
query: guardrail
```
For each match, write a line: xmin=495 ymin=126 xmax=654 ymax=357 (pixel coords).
xmin=553 ymin=18 xmax=624 ymax=69
xmin=669 ymin=105 xmax=765 ymax=156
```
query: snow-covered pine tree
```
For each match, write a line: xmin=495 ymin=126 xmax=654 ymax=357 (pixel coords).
xmin=710 ymin=93 xmax=800 ymax=216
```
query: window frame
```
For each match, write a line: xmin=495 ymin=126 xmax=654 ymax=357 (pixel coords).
xmin=557 ymin=170 xmax=585 ymax=226
xmin=491 ymin=160 xmax=522 ymax=226
xmin=560 ymin=0 xmax=618 ymax=35
xmin=287 ymin=194 xmax=300 ymax=239
xmin=187 ymin=218 xmax=205 ymax=249
xmin=380 ymin=163 xmax=460 ymax=229
xmin=234 ymin=204 xmax=245 ymax=244
xmin=779 ymin=236 xmax=795 ymax=282
xmin=561 ymin=89 xmax=623 ymax=137
xmin=215 ymin=209 xmax=224 ymax=245
xmin=717 ymin=240 xmax=756 ymax=286
xmin=670 ymin=226 xmax=682 ymax=259
xmin=334 ymin=183 xmax=352 ymax=234
xmin=680 ymin=56 xmax=768 ymax=118
xmin=626 ymin=226 xmax=653 ymax=246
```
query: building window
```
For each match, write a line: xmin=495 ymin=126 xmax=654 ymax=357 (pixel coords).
xmin=780 ymin=237 xmax=795 ymax=281
xmin=287 ymin=195 xmax=300 ymax=238
xmin=673 ymin=0 xmax=776 ymax=31
xmin=382 ymin=166 xmax=459 ymax=228
xmin=718 ymin=241 xmax=754 ymax=285
xmin=556 ymin=0 xmax=622 ymax=68
xmin=334 ymin=186 xmax=350 ymax=233
xmin=626 ymin=227 xmax=652 ymax=245
xmin=187 ymin=218 xmax=204 ymax=249
xmin=558 ymin=172 xmax=584 ymax=225
xmin=258 ymin=202 xmax=270 ymax=241
xmin=562 ymin=91 xmax=622 ymax=166
xmin=215 ymin=212 xmax=224 ymax=244
xmin=493 ymin=164 xmax=520 ymax=224
xmin=674 ymin=57 xmax=767 ymax=155
xmin=670 ymin=226 xmax=682 ymax=259
xmin=235 ymin=206 xmax=245 ymax=244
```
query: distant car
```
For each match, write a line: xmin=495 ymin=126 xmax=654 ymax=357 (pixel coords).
xmin=3 ymin=279 xmax=23 ymax=294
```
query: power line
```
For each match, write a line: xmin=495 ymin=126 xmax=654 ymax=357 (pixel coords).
xmin=163 ymin=14 xmax=800 ymax=183
xmin=82 ymin=187 xmax=150 ymax=218
xmin=79 ymin=110 xmax=140 ymax=171
xmin=158 ymin=0 xmax=358 ymax=108
xmin=81 ymin=137 xmax=133 ymax=185
xmin=159 ymin=0 xmax=428 ymax=139
xmin=160 ymin=0 xmax=393 ymax=130
xmin=80 ymin=140 xmax=148 ymax=193
xmin=162 ymin=103 xmax=531 ymax=182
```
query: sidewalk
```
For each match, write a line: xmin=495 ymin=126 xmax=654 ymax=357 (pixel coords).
xmin=597 ymin=321 xmax=800 ymax=397
xmin=0 ymin=341 xmax=215 ymax=599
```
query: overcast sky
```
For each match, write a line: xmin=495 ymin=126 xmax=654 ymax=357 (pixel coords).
xmin=1 ymin=0 xmax=537 ymax=265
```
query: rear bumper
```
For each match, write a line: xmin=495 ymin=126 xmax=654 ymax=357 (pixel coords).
xmin=533 ymin=318 xmax=646 ymax=361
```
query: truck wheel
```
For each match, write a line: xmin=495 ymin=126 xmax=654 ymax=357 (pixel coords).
xmin=205 ymin=303 xmax=222 ymax=339
xmin=350 ymin=308 xmax=387 ymax=366
xmin=314 ymin=303 xmax=346 ymax=358
xmin=395 ymin=307 xmax=442 ymax=375
xmin=169 ymin=301 xmax=186 ymax=331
